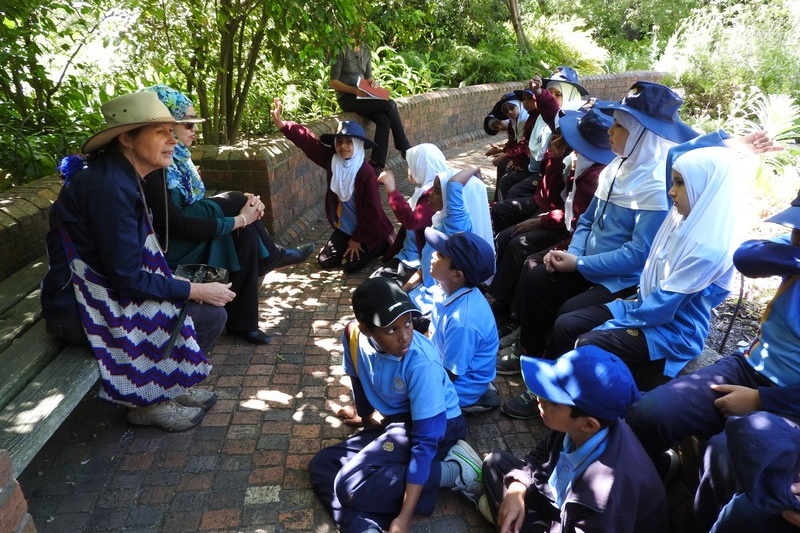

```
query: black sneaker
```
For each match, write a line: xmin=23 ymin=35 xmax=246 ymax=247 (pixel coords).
xmin=496 ymin=344 xmax=522 ymax=375
xmin=501 ymin=390 xmax=539 ymax=419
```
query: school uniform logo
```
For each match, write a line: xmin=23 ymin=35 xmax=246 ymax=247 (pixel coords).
xmin=392 ymin=376 xmax=407 ymax=394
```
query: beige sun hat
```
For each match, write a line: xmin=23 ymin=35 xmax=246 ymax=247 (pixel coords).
xmin=81 ymin=92 xmax=177 ymax=153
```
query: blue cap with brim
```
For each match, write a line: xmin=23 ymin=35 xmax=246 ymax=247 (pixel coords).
xmin=559 ymin=101 xmax=616 ymax=166
xmin=596 ymin=81 xmax=698 ymax=144
xmin=483 ymin=91 xmax=526 ymax=135
xmin=542 ymin=66 xmax=589 ymax=96
xmin=765 ymin=190 xmax=800 ymax=230
xmin=520 ymin=346 xmax=641 ymax=421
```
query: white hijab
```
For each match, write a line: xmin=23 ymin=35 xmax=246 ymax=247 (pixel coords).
xmin=329 ymin=138 xmax=366 ymax=202
xmin=431 ymin=170 xmax=495 ymax=255
xmin=505 ymin=100 xmax=529 ymax=142
xmin=564 ymin=152 xmax=598 ymax=231
xmin=406 ymin=143 xmax=446 ymax=208
xmin=546 ymin=81 xmax=582 ymax=106
xmin=639 ymin=146 xmax=748 ymax=298
xmin=594 ymin=111 xmax=676 ymax=211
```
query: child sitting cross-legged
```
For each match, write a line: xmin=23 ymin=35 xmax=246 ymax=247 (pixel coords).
xmin=308 ymin=277 xmax=484 ymax=533
xmin=425 ymin=228 xmax=500 ymax=414
xmin=479 ymin=345 xmax=669 ymax=532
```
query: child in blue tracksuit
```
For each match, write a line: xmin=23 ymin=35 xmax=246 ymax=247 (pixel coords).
xmin=425 ymin=228 xmax=500 ymax=413
xmin=308 ymin=277 xmax=483 ymax=533
xmin=481 ymin=346 xmax=669 ymax=532
xmin=627 ymin=189 xmax=800 ymax=532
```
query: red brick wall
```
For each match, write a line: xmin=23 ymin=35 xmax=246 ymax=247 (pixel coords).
xmin=0 ymin=450 xmax=37 ymax=533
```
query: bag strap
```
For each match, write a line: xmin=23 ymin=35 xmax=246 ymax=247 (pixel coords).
xmin=347 ymin=323 xmax=360 ymax=376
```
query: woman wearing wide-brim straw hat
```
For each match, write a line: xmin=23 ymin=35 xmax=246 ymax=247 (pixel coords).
xmin=41 ymin=91 xmax=235 ymax=432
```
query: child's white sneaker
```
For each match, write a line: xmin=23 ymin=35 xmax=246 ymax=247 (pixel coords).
xmin=445 ymin=439 xmax=484 ymax=504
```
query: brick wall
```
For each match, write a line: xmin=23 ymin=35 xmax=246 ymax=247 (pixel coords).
xmin=0 ymin=450 xmax=36 ymax=533
xmin=0 ymin=71 xmax=662 ymax=281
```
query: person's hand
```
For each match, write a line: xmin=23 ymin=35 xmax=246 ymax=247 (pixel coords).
xmin=548 ymin=133 xmax=567 ymax=159
xmin=344 ymin=239 xmax=363 ymax=262
xmin=388 ymin=514 xmax=410 ymax=533
xmin=485 ymin=144 xmax=503 ymax=157
xmin=725 ymin=130 xmax=784 ymax=155
xmin=336 ymin=405 xmax=379 ymax=428
xmin=528 ymin=75 xmax=543 ymax=94
xmin=491 ymin=153 xmax=506 ymax=167
xmin=270 ymin=98 xmax=285 ymax=129
xmin=780 ymin=482 xmax=800 ymax=526
xmin=543 ymin=250 xmax=577 ymax=273
xmin=711 ymin=384 xmax=761 ymax=416
xmin=377 ymin=169 xmax=396 ymax=193
xmin=512 ymin=217 xmax=541 ymax=236
xmin=498 ymin=482 xmax=527 ymax=533
xmin=239 ymin=194 xmax=263 ymax=224
xmin=189 ymin=282 xmax=236 ymax=306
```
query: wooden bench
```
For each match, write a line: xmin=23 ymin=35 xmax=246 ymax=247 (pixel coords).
xmin=0 ymin=255 xmax=98 ymax=479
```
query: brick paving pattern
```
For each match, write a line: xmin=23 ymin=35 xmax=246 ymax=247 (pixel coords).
xmin=18 ymin=137 xmax=549 ymax=532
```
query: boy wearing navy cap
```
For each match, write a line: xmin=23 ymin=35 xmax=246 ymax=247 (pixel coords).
xmin=480 ymin=346 xmax=669 ymax=532
xmin=308 ymin=277 xmax=484 ymax=533
xmin=425 ymin=228 xmax=500 ymax=414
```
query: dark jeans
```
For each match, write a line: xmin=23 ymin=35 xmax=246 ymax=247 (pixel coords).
xmin=496 ymin=170 xmax=537 ymax=201
xmin=516 ymin=263 xmax=636 ymax=357
xmin=337 ymin=94 xmax=411 ymax=167
xmin=209 ymin=191 xmax=287 ymax=331
xmin=489 ymin=227 xmax=567 ymax=314
xmin=552 ymin=304 xmax=667 ymax=390
xmin=319 ymin=228 xmax=390 ymax=274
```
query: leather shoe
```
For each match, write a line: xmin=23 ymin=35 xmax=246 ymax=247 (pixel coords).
xmin=275 ymin=243 xmax=315 ymax=269
xmin=229 ymin=329 xmax=271 ymax=345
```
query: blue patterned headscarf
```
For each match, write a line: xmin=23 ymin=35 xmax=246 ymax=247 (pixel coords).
xmin=142 ymin=85 xmax=205 ymax=205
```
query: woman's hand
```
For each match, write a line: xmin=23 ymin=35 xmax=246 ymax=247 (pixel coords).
xmin=344 ymin=239 xmax=363 ymax=262
xmin=238 ymin=194 xmax=263 ymax=226
xmin=270 ymin=98 xmax=285 ymax=129
xmin=189 ymin=282 xmax=236 ymax=306
xmin=377 ymin=170 xmax=396 ymax=193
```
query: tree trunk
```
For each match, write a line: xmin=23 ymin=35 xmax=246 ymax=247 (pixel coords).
xmin=506 ymin=0 xmax=531 ymax=55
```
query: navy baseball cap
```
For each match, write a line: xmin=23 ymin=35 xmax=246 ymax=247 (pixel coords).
xmin=352 ymin=277 xmax=420 ymax=328
xmin=559 ymin=101 xmax=616 ymax=165
xmin=596 ymin=81 xmax=698 ymax=144
xmin=424 ymin=228 xmax=495 ymax=286
xmin=765 ymin=189 xmax=800 ymax=230
xmin=520 ymin=346 xmax=641 ymax=420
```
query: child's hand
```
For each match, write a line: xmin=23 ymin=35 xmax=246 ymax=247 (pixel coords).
xmin=270 ymin=98 xmax=285 ymax=129
xmin=485 ymin=145 xmax=502 ymax=157
xmin=711 ymin=384 xmax=761 ymax=416
xmin=543 ymin=250 xmax=577 ymax=273
xmin=377 ymin=169 xmax=396 ymax=193
xmin=498 ymin=482 xmax=527 ymax=533
xmin=343 ymin=239 xmax=363 ymax=262
xmin=336 ymin=405 xmax=378 ymax=427
xmin=529 ymin=75 xmax=543 ymax=94
xmin=726 ymin=130 xmax=783 ymax=155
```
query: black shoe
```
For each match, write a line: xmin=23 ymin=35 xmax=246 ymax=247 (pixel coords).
xmin=501 ymin=390 xmax=539 ymax=419
xmin=229 ymin=329 xmax=271 ymax=345
xmin=276 ymin=243 xmax=315 ymax=269
xmin=461 ymin=386 xmax=501 ymax=414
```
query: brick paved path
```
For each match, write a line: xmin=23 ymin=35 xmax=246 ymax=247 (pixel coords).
xmin=18 ymin=136 xmax=548 ymax=532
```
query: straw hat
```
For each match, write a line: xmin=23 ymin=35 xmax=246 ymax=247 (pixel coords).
xmin=81 ymin=92 xmax=176 ymax=153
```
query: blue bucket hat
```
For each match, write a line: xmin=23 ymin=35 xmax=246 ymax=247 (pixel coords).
xmin=320 ymin=121 xmax=377 ymax=149
xmin=483 ymin=91 xmax=521 ymax=135
xmin=542 ymin=66 xmax=588 ymax=96
xmin=558 ymin=101 xmax=616 ymax=165
xmin=596 ymin=81 xmax=698 ymax=144
xmin=424 ymin=228 xmax=495 ymax=286
xmin=520 ymin=345 xmax=641 ymax=421
xmin=766 ymin=189 xmax=800 ymax=230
